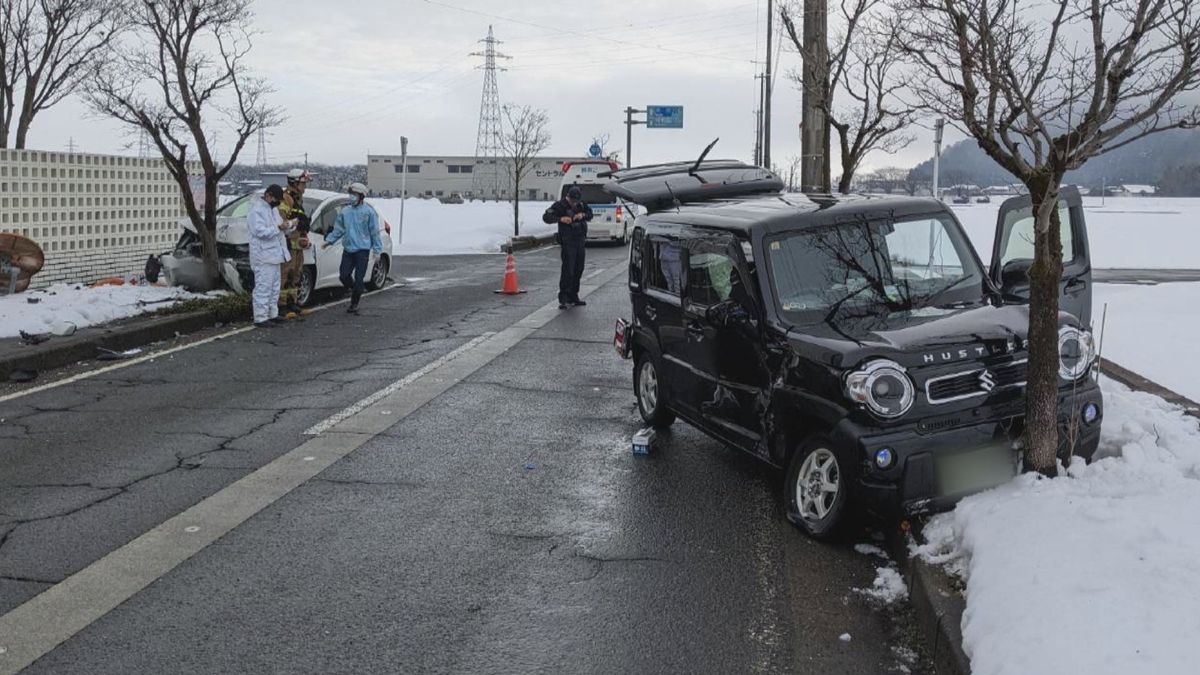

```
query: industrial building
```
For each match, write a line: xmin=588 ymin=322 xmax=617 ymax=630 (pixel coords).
xmin=366 ymin=155 xmax=579 ymax=201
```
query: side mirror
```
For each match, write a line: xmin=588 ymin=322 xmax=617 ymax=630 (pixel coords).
xmin=705 ymin=299 xmax=753 ymax=328
xmin=999 ymin=258 xmax=1033 ymax=300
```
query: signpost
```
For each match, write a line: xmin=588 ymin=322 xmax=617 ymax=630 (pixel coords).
xmin=646 ymin=106 xmax=684 ymax=129
xmin=624 ymin=105 xmax=683 ymax=168
xmin=399 ymin=136 xmax=408 ymax=247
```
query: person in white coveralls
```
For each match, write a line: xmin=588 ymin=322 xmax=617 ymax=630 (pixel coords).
xmin=247 ymin=184 xmax=294 ymax=327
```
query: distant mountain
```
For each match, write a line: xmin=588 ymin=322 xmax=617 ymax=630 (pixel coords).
xmin=909 ymin=128 xmax=1200 ymax=194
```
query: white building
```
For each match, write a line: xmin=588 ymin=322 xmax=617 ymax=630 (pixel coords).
xmin=366 ymin=154 xmax=579 ymax=201
xmin=0 ymin=148 xmax=190 ymax=287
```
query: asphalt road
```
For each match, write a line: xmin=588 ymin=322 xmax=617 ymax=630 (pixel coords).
xmin=0 ymin=245 xmax=928 ymax=674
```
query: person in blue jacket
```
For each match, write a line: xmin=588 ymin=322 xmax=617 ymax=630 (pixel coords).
xmin=323 ymin=182 xmax=382 ymax=314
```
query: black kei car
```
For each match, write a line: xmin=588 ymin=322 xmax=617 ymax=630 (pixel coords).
xmin=608 ymin=159 xmax=1102 ymax=539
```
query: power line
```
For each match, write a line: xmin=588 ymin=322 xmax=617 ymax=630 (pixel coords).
xmin=422 ymin=0 xmax=757 ymax=64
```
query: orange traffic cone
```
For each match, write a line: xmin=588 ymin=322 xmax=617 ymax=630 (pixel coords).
xmin=494 ymin=253 xmax=527 ymax=295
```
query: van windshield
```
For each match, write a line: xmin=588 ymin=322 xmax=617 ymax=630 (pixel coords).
xmin=766 ymin=214 xmax=984 ymax=325
xmin=561 ymin=184 xmax=613 ymax=204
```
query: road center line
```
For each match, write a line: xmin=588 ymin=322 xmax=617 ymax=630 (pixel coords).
xmin=0 ymin=261 xmax=626 ymax=675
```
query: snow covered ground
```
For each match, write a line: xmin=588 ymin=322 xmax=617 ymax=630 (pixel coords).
xmin=951 ymin=196 xmax=1198 ymax=269
xmin=915 ymin=379 xmax=1200 ymax=675
xmin=367 ymin=198 xmax=556 ymax=255
xmin=1094 ymin=283 xmax=1200 ymax=402
xmin=1 ymin=283 xmax=215 ymax=339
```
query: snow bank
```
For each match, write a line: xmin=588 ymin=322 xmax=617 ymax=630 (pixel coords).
xmin=1 ymin=283 xmax=214 ymax=338
xmin=367 ymin=198 xmax=556 ymax=256
xmin=952 ymin=196 xmax=1200 ymax=269
xmin=1094 ymin=283 xmax=1200 ymax=402
xmin=916 ymin=380 xmax=1200 ymax=675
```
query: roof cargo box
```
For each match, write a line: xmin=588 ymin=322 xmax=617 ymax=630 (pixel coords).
xmin=601 ymin=160 xmax=784 ymax=212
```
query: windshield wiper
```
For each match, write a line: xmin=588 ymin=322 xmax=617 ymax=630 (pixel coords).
xmin=924 ymin=275 xmax=979 ymax=304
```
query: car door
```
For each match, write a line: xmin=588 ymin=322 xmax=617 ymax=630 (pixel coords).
xmin=310 ymin=198 xmax=350 ymax=289
xmin=990 ymin=186 xmax=1093 ymax=326
xmin=678 ymin=231 xmax=768 ymax=451
xmin=641 ymin=234 xmax=691 ymax=415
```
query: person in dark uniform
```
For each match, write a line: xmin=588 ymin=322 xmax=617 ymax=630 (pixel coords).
xmin=543 ymin=186 xmax=593 ymax=309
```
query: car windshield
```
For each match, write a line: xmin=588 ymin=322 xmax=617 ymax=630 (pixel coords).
xmin=766 ymin=214 xmax=984 ymax=325
xmin=561 ymin=184 xmax=613 ymax=204
xmin=219 ymin=194 xmax=255 ymax=218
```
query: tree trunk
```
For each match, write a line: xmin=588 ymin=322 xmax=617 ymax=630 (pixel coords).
xmin=1023 ymin=173 xmax=1066 ymax=474
xmin=14 ymin=109 xmax=32 ymax=149
xmin=513 ymin=176 xmax=520 ymax=237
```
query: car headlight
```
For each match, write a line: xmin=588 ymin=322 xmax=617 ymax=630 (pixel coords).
xmin=845 ymin=359 xmax=915 ymax=418
xmin=1058 ymin=326 xmax=1095 ymax=380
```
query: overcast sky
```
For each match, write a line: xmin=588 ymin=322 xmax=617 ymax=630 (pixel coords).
xmin=23 ymin=0 xmax=960 ymax=170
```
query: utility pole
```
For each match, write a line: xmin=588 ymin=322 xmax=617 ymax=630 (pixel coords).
xmin=932 ymin=118 xmax=945 ymax=200
xmin=624 ymin=107 xmax=645 ymax=168
xmin=763 ymin=0 xmax=774 ymax=171
xmin=799 ymin=0 xmax=829 ymax=192
xmin=304 ymin=152 xmax=308 ymax=170
xmin=754 ymin=73 xmax=766 ymax=165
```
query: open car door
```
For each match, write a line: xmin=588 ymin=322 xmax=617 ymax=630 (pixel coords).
xmin=990 ymin=186 xmax=1093 ymax=326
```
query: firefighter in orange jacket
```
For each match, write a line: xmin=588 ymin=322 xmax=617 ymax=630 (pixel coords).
xmin=278 ymin=169 xmax=312 ymax=316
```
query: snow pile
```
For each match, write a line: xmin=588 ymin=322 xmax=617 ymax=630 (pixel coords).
xmin=0 ymin=283 xmax=214 ymax=338
xmin=951 ymin=196 xmax=1200 ymax=269
xmin=1094 ymin=282 xmax=1200 ymax=402
xmin=916 ymin=380 xmax=1200 ymax=675
xmin=367 ymin=198 xmax=557 ymax=256
xmin=857 ymin=567 xmax=909 ymax=605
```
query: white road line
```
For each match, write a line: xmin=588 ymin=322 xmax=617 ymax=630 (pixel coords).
xmin=0 ymin=282 xmax=407 ymax=405
xmin=303 ymin=332 xmax=495 ymax=436
xmin=0 ymin=327 xmax=255 ymax=405
xmin=0 ymin=260 xmax=628 ymax=675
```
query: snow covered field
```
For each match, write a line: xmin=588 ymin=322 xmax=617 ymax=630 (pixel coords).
xmin=367 ymin=198 xmax=556 ymax=255
xmin=951 ymin=196 xmax=1198 ymax=269
xmin=1094 ymin=283 xmax=1200 ymax=401
xmin=916 ymin=380 xmax=1200 ymax=675
xmin=0 ymin=283 xmax=213 ymax=339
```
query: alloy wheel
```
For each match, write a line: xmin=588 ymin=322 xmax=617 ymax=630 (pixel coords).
xmin=639 ymin=360 xmax=659 ymax=414
xmin=796 ymin=448 xmax=841 ymax=522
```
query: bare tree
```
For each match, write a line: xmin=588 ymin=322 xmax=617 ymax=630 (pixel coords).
xmin=0 ymin=0 xmax=123 ymax=148
xmin=499 ymin=104 xmax=551 ymax=237
xmin=86 ymin=0 xmax=281 ymax=282
xmin=783 ymin=0 xmax=916 ymax=193
xmin=896 ymin=0 xmax=1200 ymax=473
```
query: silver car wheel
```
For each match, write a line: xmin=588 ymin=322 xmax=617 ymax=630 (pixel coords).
xmin=638 ymin=360 xmax=658 ymax=414
xmin=796 ymin=448 xmax=840 ymax=522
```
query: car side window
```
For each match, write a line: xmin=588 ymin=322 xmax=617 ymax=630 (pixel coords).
xmin=644 ymin=237 xmax=684 ymax=297
xmin=687 ymin=251 xmax=737 ymax=307
xmin=999 ymin=202 xmax=1074 ymax=265
xmin=629 ymin=228 xmax=645 ymax=287
xmin=312 ymin=202 xmax=344 ymax=235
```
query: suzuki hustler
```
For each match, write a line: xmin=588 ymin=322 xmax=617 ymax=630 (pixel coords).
xmin=608 ymin=157 xmax=1101 ymax=539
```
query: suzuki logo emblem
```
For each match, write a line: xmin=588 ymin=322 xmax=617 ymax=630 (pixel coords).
xmin=979 ymin=370 xmax=997 ymax=392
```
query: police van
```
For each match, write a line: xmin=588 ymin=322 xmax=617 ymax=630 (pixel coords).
xmin=559 ymin=159 xmax=635 ymax=243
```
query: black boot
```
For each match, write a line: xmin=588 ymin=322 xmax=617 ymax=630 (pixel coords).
xmin=348 ymin=290 xmax=361 ymax=314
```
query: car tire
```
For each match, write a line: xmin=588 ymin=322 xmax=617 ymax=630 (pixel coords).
xmin=366 ymin=254 xmax=389 ymax=291
xmin=634 ymin=349 xmax=675 ymax=429
xmin=784 ymin=435 xmax=851 ymax=540
xmin=297 ymin=265 xmax=316 ymax=307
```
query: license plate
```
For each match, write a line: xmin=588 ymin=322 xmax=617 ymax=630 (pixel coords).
xmin=937 ymin=443 xmax=1017 ymax=497
xmin=613 ymin=318 xmax=631 ymax=359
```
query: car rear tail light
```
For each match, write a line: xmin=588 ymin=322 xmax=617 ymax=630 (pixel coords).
xmin=616 ymin=205 xmax=623 ymax=222
xmin=384 ymin=221 xmax=392 ymax=235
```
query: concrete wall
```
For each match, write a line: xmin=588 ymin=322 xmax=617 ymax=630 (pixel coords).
xmin=367 ymin=154 xmax=577 ymax=201
xmin=0 ymin=149 xmax=190 ymax=288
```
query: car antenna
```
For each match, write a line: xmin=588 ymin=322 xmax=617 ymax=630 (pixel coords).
xmin=663 ymin=181 xmax=682 ymax=212
xmin=689 ymin=138 xmax=720 ymax=176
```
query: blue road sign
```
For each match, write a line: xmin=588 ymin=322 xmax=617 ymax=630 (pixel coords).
xmin=646 ymin=106 xmax=683 ymax=129
xmin=588 ymin=142 xmax=602 ymax=157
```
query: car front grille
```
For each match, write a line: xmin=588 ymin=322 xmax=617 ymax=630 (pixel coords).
xmin=925 ymin=359 xmax=1027 ymax=405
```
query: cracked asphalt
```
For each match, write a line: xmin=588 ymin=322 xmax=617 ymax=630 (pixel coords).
xmin=1 ymin=246 xmax=930 ymax=674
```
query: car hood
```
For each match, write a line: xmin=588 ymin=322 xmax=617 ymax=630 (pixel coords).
xmin=178 ymin=216 xmax=250 ymax=246
xmin=783 ymin=303 xmax=1077 ymax=371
